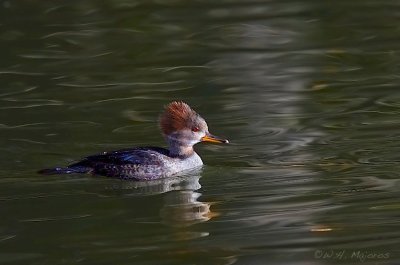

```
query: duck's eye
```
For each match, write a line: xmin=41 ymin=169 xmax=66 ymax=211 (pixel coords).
xmin=192 ymin=126 xmax=200 ymax=132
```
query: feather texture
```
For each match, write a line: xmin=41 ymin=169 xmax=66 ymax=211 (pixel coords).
xmin=159 ymin=101 xmax=198 ymax=135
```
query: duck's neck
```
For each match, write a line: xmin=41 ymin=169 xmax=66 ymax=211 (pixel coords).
xmin=166 ymin=138 xmax=195 ymax=158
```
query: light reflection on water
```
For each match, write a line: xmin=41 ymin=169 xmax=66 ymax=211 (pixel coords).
xmin=1 ymin=1 xmax=400 ymax=264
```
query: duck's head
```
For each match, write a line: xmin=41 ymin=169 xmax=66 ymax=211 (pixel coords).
xmin=159 ymin=101 xmax=228 ymax=155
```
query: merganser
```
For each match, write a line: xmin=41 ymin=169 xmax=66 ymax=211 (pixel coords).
xmin=38 ymin=101 xmax=229 ymax=180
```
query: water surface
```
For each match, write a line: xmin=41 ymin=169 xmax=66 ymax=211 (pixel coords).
xmin=1 ymin=1 xmax=400 ymax=264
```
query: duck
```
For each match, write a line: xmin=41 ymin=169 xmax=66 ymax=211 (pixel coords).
xmin=38 ymin=101 xmax=228 ymax=180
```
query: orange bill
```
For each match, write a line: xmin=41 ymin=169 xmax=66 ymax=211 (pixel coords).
xmin=201 ymin=133 xmax=229 ymax=144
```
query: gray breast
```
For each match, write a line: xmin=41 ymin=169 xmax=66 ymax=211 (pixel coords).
xmin=164 ymin=152 xmax=203 ymax=176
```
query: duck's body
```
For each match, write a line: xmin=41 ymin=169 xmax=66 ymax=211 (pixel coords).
xmin=41 ymin=147 xmax=203 ymax=180
xmin=39 ymin=101 xmax=228 ymax=180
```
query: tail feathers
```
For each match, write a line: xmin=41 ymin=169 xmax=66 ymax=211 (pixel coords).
xmin=38 ymin=166 xmax=91 ymax=175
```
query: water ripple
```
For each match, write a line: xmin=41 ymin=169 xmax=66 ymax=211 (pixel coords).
xmin=41 ymin=30 xmax=100 ymax=39
xmin=155 ymin=65 xmax=210 ymax=72
xmin=0 ymin=235 xmax=16 ymax=242
xmin=19 ymin=214 xmax=92 ymax=222
xmin=0 ymin=86 xmax=37 ymax=97
xmin=0 ymin=71 xmax=45 ymax=76
xmin=94 ymin=96 xmax=154 ymax=104
xmin=9 ymin=138 xmax=46 ymax=145
xmin=0 ymin=123 xmax=46 ymax=129
xmin=0 ymin=101 xmax=64 ymax=110
xmin=57 ymin=80 xmax=184 ymax=88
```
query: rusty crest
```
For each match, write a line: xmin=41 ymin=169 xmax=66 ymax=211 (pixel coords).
xmin=159 ymin=101 xmax=198 ymax=135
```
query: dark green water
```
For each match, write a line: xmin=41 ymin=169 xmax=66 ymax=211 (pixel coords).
xmin=1 ymin=1 xmax=400 ymax=264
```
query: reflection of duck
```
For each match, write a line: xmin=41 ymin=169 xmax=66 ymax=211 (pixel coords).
xmin=161 ymin=190 xmax=217 ymax=228
xmin=105 ymin=168 xmax=203 ymax=196
xmin=141 ymin=170 xmax=217 ymax=228
xmin=157 ymin=171 xmax=218 ymax=228
xmin=39 ymin=101 xmax=228 ymax=180
xmin=106 ymin=170 xmax=217 ymax=228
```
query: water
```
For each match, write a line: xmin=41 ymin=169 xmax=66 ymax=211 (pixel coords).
xmin=1 ymin=1 xmax=400 ymax=264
